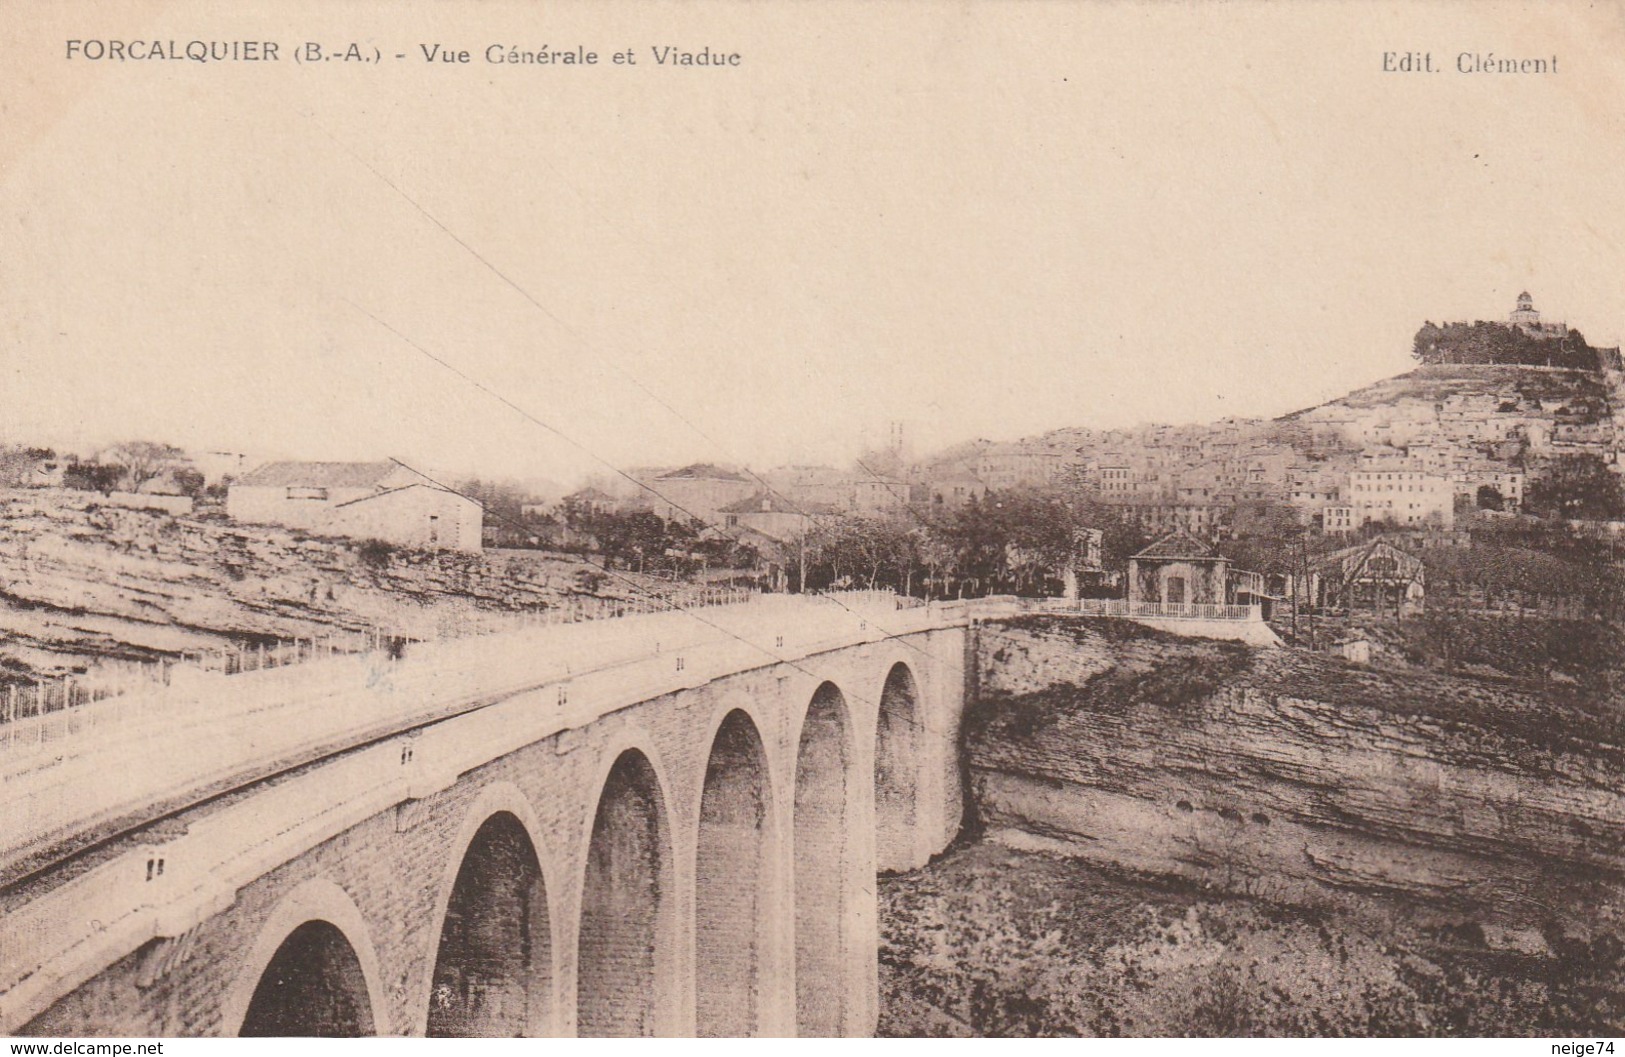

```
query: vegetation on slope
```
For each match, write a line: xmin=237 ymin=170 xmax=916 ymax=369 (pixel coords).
xmin=879 ymin=841 xmax=1625 ymax=1037
xmin=970 ymin=616 xmax=1625 ymax=772
xmin=1312 ymin=364 xmax=1610 ymax=417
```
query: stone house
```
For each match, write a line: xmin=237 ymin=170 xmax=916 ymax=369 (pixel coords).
xmin=926 ymin=469 xmax=988 ymax=508
xmin=1127 ymin=531 xmax=1231 ymax=606
xmin=717 ymin=492 xmax=839 ymax=543
xmin=227 ymin=461 xmax=483 ymax=552
xmin=1347 ymin=466 xmax=1455 ymax=529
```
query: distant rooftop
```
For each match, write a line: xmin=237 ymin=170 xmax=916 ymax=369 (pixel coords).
xmin=234 ymin=461 xmax=401 ymax=489
xmin=717 ymin=491 xmax=840 ymax=515
xmin=657 ymin=463 xmax=750 ymax=483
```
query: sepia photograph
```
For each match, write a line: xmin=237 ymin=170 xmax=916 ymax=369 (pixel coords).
xmin=1 ymin=0 xmax=1622 ymax=1041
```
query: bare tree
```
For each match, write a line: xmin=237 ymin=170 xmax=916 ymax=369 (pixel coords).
xmin=105 ymin=441 xmax=186 ymax=493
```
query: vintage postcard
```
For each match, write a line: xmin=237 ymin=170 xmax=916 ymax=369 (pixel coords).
xmin=1 ymin=0 xmax=1622 ymax=1042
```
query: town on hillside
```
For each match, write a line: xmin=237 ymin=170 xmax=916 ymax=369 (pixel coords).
xmin=12 ymin=0 xmax=1625 ymax=1037
xmin=5 ymin=293 xmax=1625 ymax=1040
xmin=4 ymin=292 xmax=1622 ymax=674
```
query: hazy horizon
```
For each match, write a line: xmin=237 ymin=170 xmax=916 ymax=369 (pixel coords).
xmin=5 ymin=1 xmax=1622 ymax=489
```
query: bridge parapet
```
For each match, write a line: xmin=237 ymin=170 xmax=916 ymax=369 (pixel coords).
xmin=3 ymin=592 xmax=974 ymax=1037
xmin=3 ymin=588 xmax=1287 ymax=1037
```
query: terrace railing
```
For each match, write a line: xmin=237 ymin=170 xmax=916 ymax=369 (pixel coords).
xmin=1058 ymin=598 xmax=1261 ymax=621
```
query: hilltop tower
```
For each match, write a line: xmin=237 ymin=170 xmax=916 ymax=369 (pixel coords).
xmin=1510 ymin=291 xmax=1538 ymax=326
xmin=1508 ymin=291 xmax=1568 ymax=338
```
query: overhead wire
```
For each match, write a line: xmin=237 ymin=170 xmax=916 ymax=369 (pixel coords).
xmin=382 ymin=452 xmax=973 ymax=743
xmin=303 ymin=125 xmax=936 ymax=654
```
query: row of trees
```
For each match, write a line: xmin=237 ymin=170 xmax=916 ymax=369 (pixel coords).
xmin=515 ymin=462 xmax=1625 ymax=600
xmin=1 ymin=441 xmax=206 ymax=496
xmin=1412 ymin=320 xmax=1603 ymax=370
xmin=555 ymin=504 xmax=761 ymax=576
xmin=791 ymin=490 xmax=1152 ymax=597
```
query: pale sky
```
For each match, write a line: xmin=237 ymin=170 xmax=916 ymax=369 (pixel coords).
xmin=3 ymin=0 xmax=1623 ymax=486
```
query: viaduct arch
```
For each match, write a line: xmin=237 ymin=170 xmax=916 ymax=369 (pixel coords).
xmin=225 ymin=879 xmax=389 ymax=1037
xmin=11 ymin=626 xmax=969 ymax=1038
xmin=695 ymin=708 xmax=777 ymax=1037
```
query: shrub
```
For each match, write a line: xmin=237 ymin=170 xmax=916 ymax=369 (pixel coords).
xmin=356 ymin=538 xmax=396 ymax=569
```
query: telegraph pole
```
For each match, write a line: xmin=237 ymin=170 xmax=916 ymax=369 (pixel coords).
xmin=797 ymin=524 xmax=806 ymax=594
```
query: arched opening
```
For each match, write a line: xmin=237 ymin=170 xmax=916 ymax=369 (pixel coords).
xmin=240 ymin=920 xmax=375 ymax=1037
xmin=427 ymin=811 xmax=553 ymax=1037
xmin=577 ymin=749 xmax=675 ymax=1037
xmin=794 ymin=682 xmax=854 ymax=1036
xmin=695 ymin=709 xmax=774 ymax=1037
xmin=874 ymin=663 xmax=921 ymax=873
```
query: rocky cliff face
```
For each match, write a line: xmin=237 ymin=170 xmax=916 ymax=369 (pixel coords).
xmin=968 ymin=616 xmax=1625 ymax=942
xmin=0 ymin=489 xmax=617 ymax=679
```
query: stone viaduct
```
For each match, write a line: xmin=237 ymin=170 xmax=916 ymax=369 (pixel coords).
xmin=2 ymin=597 xmax=973 ymax=1037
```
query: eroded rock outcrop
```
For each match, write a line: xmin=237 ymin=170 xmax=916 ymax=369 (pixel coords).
xmin=968 ymin=616 xmax=1625 ymax=937
xmin=0 ymin=489 xmax=619 ymax=675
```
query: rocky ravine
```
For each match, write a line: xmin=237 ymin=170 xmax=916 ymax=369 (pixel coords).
xmin=966 ymin=616 xmax=1625 ymax=941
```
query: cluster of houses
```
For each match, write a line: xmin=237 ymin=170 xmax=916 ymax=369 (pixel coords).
xmin=1005 ymin=294 xmax=1621 ymax=538
xmin=5 ymin=295 xmax=1614 ymax=574
xmin=4 ymin=439 xmax=1445 ymax=633
xmin=0 ymin=447 xmax=486 ymax=555
xmin=505 ymin=293 xmax=1620 ymax=584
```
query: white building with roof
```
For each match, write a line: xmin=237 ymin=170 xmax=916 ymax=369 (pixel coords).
xmin=226 ymin=461 xmax=482 ymax=552
xmin=1509 ymin=291 xmax=1568 ymax=339
xmin=1347 ymin=466 xmax=1455 ymax=529
xmin=647 ymin=463 xmax=756 ymax=526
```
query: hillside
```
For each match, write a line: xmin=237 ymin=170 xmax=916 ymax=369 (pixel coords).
xmin=0 ymin=489 xmax=648 ymax=685
xmin=1290 ymin=364 xmax=1612 ymax=421
xmin=995 ymin=360 xmax=1622 ymax=478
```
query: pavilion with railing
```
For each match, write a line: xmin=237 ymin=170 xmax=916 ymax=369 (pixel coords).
xmin=1123 ymin=530 xmax=1266 ymax=617
xmin=1067 ymin=597 xmax=1261 ymax=621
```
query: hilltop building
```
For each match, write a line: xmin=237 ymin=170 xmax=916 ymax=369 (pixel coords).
xmin=1509 ymin=291 xmax=1569 ymax=339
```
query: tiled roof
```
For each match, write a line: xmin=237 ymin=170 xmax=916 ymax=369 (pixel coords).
xmin=234 ymin=461 xmax=400 ymax=489
xmin=656 ymin=463 xmax=750 ymax=483
xmin=1132 ymin=531 xmax=1221 ymax=561
xmin=717 ymin=492 xmax=839 ymax=515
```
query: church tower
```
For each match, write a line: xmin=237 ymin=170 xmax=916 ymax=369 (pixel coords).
xmin=1509 ymin=291 xmax=1540 ymax=327
xmin=1508 ymin=291 xmax=1567 ymax=337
